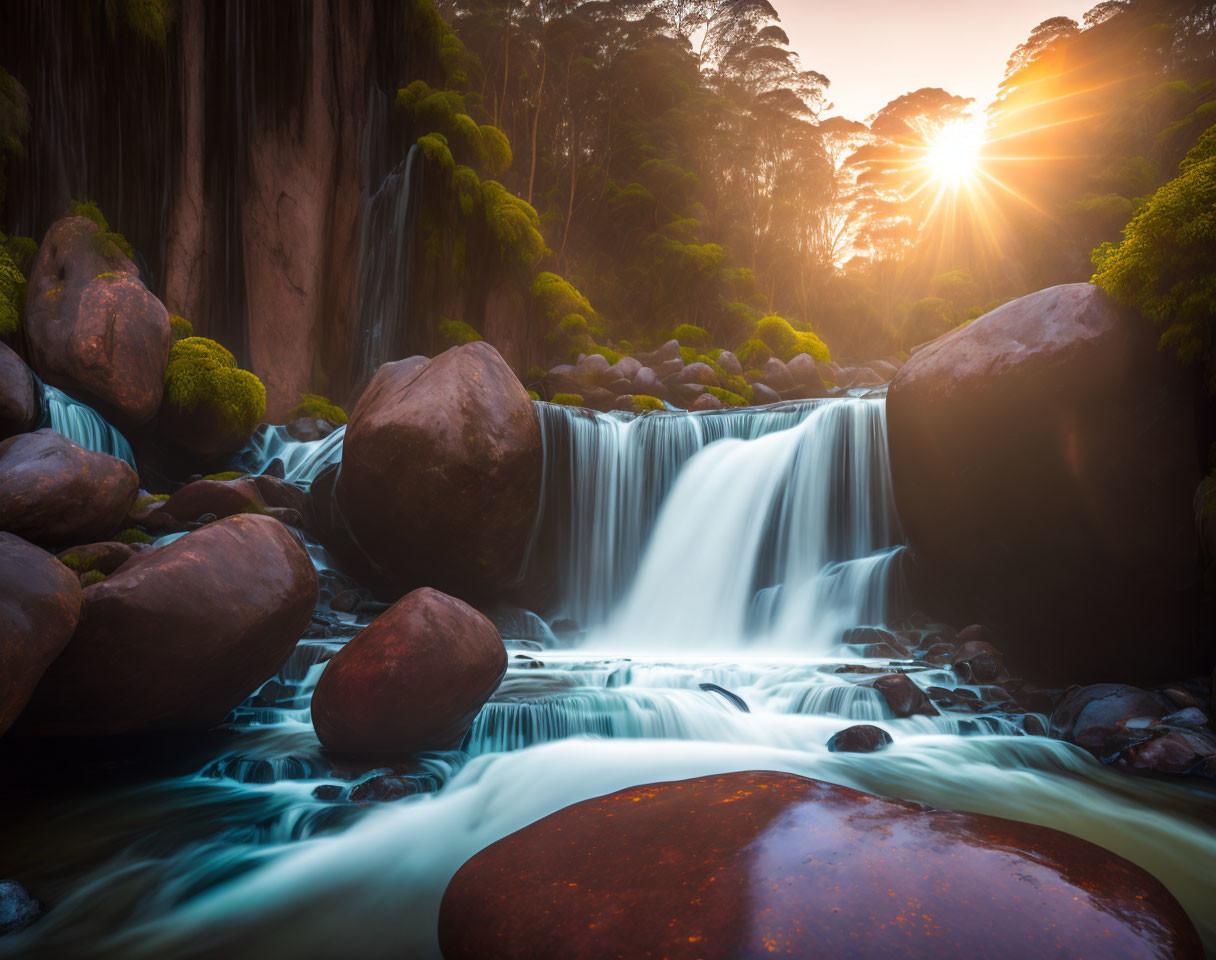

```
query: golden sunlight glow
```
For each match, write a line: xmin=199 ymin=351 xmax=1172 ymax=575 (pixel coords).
xmin=926 ymin=118 xmax=985 ymax=185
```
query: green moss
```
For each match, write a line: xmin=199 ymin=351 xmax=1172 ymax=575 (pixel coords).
xmin=285 ymin=392 xmax=349 ymax=426
xmin=58 ymin=552 xmax=90 ymax=573
xmin=736 ymin=338 xmax=773 ymax=366
xmin=479 ymin=124 xmax=512 ymax=175
xmin=417 ymin=133 xmax=455 ymax=172
xmin=202 ymin=471 xmax=243 ymax=482
xmin=678 ymin=345 xmax=698 ymax=365
xmin=79 ymin=569 xmax=107 ymax=587
xmin=632 ymin=395 xmax=666 ymax=413
xmin=67 ymin=199 xmax=135 ymax=261
xmin=453 ymin=165 xmax=480 ymax=217
xmin=755 ymin=314 xmax=830 ymax=362
xmin=169 ymin=313 xmax=193 ymax=341
xmin=672 ymin=323 xmax=709 ymax=347
xmin=483 ymin=180 xmax=545 ymax=264
xmin=552 ymin=393 xmax=584 ymax=406
xmin=1 ymin=234 xmax=34 ymax=274
xmin=164 ymin=337 xmax=266 ymax=438
xmin=705 ymin=386 xmax=748 ymax=407
xmin=721 ymin=374 xmax=754 ymax=401
xmin=527 ymin=389 xmax=540 ymax=401
xmin=439 ymin=317 xmax=483 ymax=346
xmin=525 ymin=365 xmax=548 ymax=384
xmin=105 ymin=0 xmax=175 ymax=46
xmin=0 ymin=240 xmax=24 ymax=337
xmin=115 ymin=527 xmax=153 ymax=544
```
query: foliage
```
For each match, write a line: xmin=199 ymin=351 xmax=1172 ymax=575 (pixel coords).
xmin=168 ymin=314 xmax=194 ymax=341
xmin=285 ymin=392 xmax=349 ymax=425
xmin=551 ymin=393 xmax=583 ymax=406
xmin=67 ymin=200 xmax=136 ymax=260
xmin=1092 ymin=124 xmax=1216 ymax=389
xmin=202 ymin=471 xmax=243 ymax=482
xmin=115 ymin=527 xmax=153 ymax=544
xmin=79 ymin=569 xmax=107 ymax=588
xmin=754 ymin=315 xmax=830 ymax=362
xmin=164 ymin=337 xmax=266 ymax=437
xmin=0 ymin=239 xmax=25 ymax=337
xmin=438 ymin=317 xmax=483 ymax=346
xmin=705 ymin=386 xmax=748 ymax=407
xmin=103 ymin=0 xmax=175 ymax=46
xmin=672 ymin=324 xmax=709 ymax=347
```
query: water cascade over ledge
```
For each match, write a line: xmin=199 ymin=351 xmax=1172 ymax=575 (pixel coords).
xmin=41 ymin=384 xmax=136 ymax=468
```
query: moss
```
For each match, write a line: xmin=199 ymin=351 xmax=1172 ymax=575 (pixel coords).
xmin=1 ymin=234 xmax=34 ymax=274
xmin=755 ymin=314 xmax=830 ymax=363
xmin=483 ymin=181 xmax=545 ymax=264
xmin=672 ymin=323 xmax=709 ymax=347
xmin=164 ymin=337 xmax=266 ymax=438
xmin=552 ymin=393 xmax=584 ymax=406
xmin=285 ymin=392 xmax=349 ymax=426
xmin=104 ymin=0 xmax=175 ymax=46
xmin=736 ymin=338 xmax=773 ymax=366
xmin=479 ymin=124 xmax=512 ymax=174
xmin=169 ymin=313 xmax=194 ymax=341
xmin=525 ymin=365 xmax=548 ymax=384
xmin=417 ymin=133 xmax=455 ymax=173
xmin=59 ymin=552 xmax=90 ymax=573
xmin=632 ymin=394 xmax=666 ymax=413
xmin=439 ymin=317 xmax=483 ymax=346
xmin=67 ymin=199 xmax=136 ymax=261
xmin=0 ymin=240 xmax=24 ymax=337
xmin=705 ymin=386 xmax=748 ymax=407
xmin=527 ymin=389 xmax=540 ymax=401
xmin=721 ymin=374 xmax=754 ymax=401
xmin=678 ymin=345 xmax=698 ymax=365
xmin=202 ymin=471 xmax=243 ymax=482
xmin=79 ymin=569 xmax=107 ymax=587
xmin=453 ymin=165 xmax=480 ymax=217
xmin=116 ymin=527 xmax=153 ymax=544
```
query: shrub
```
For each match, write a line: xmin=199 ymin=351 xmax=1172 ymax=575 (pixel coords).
xmin=483 ymin=181 xmax=545 ymax=264
xmin=755 ymin=314 xmax=830 ymax=362
xmin=164 ymin=337 xmax=266 ymax=438
xmin=735 ymin=338 xmax=773 ymax=366
xmin=551 ymin=393 xmax=583 ymax=406
xmin=168 ymin=314 xmax=194 ymax=341
xmin=1 ymin=233 xmax=35 ymax=274
xmin=285 ymin=392 xmax=348 ymax=426
xmin=672 ymin=323 xmax=709 ymax=347
xmin=438 ymin=317 xmax=483 ymax=347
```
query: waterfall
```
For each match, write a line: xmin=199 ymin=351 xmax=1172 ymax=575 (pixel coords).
xmin=239 ymin=424 xmax=346 ymax=488
xmin=42 ymin=384 xmax=137 ymax=469
xmin=351 ymin=144 xmax=420 ymax=389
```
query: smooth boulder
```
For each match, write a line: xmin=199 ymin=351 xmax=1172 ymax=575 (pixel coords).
xmin=25 ymin=217 xmax=170 ymax=424
xmin=0 ymin=534 xmax=82 ymax=737
xmin=439 ymin=771 xmax=1200 ymax=960
xmin=0 ymin=342 xmax=40 ymax=438
xmin=336 ymin=342 xmax=542 ymax=598
xmin=13 ymin=514 xmax=317 ymax=737
xmin=311 ymin=586 xmax=505 ymax=754
xmin=887 ymin=283 xmax=1201 ymax=683
xmin=0 ymin=430 xmax=137 ymax=546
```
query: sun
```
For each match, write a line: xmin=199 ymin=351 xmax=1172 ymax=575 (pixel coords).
xmin=926 ymin=118 xmax=985 ymax=185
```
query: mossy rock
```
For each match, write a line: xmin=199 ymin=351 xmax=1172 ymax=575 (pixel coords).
xmin=169 ymin=314 xmax=194 ymax=341
xmin=552 ymin=393 xmax=584 ymax=406
xmin=438 ymin=318 xmax=483 ymax=348
xmin=705 ymin=386 xmax=748 ymax=407
xmin=285 ymin=393 xmax=348 ymax=426
xmin=58 ymin=552 xmax=93 ymax=573
xmin=754 ymin=315 xmax=830 ymax=363
xmin=115 ymin=527 xmax=153 ymax=544
xmin=79 ymin=569 xmax=107 ymax=587
xmin=632 ymin=395 xmax=665 ymax=413
xmin=736 ymin=339 xmax=773 ymax=367
xmin=66 ymin=200 xmax=135 ymax=261
xmin=527 ymin=389 xmax=540 ymax=401
xmin=160 ymin=337 xmax=266 ymax=455
xmin=202 ymin=471 xmax=244 ymax=482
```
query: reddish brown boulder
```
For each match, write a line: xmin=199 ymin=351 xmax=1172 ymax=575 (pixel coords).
xmin=826 ymin=724 xmax=892 ymax=752
xmin=0 ymin=342 xmax=40 ymax=439
xmin=56 ymin=541 xmax=137 ymax=576
xmin=13 ymin=514 xmax=317 ymax=737
xmin=873 ymin=673 xmax=938 ymax=717
xmin=689 ymin=392 xmax=724 ymax=412
xmin=0 ymin=534 xmax=82 ymax=737
xmin=25 ymin=217 xmax=170 ymax=424
xmin=440 ymin=771 xmax=1200 ymax=960
xmin=311 ymin=586 xmax=505 ymax=755
xmin=336 ymin=342 xmax=542 ymax=598
xmin=0 ymin=430 xmax=137 ymax=546
xmin=163 ymin=478 xmax=265 ymax=522
xmin=887 ymin=284 xmax=1201 ymax=683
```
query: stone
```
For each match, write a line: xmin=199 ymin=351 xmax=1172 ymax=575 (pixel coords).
xmin=0 ymin=342 xmax=40 ymax=439
xmin=56 ymin=541 xmax=136 ymax=576
xmin=866 ymin=359 xmax=899 ymax=381
xmin=677 ymin=362 xmax=719 ymax=387
xmin=750 ymin=382 xmax=780 ymax=405
xmin=12 ymin=515 xmax=317 ymax=737
xmin=952 ymin=637 xmax=1008 ymax=684
xmin=873 ymin=673 xmax=938 ymax=716
xmin=25 ymin=217 xmax=170 ymax=424
xmin=760 ymin=357 xmax=794 ymax=392
xmin=786 ymin=353 xmax=827 ymax=397
xmin=0 ymin=880 xmax=42 ymax=935
xmin=887 ymin=284 xmax=1201 ymax=684
xmin=606 ymin=356 xmax=641 ymax=381
xmin=1115 ymin=729 xmax=1216 ymax=776
xmin=286 ymin=416 xmax=324 ymax=442
xmin=1050 ymin=683 xmax=1169 ymax=756
xmin=839 ymin=365 xmax=884 ymax=388
xmin=716 ymin=350 xmax=743 ymax=376
xmin=439 ymin=771 xmax=1202 ymax=960
xmin=689 ymin=392 xmax=724 ymax=411
xmin=163 ymin=478 xmax=266 ymax=522
xmin=631 ymin=367 xmax=669 ymax=400
xmin=349 ymin=774 xmax=422 ymax=803
xmin=0 ymin=430 xmax=137 ymax=546
xmin=335 ymin=343 xmax=542 ymax=598
xmin=0 ymin=534 xmax=82 ymax=737
xmin=311 ymin=587 xmax=506 ymax=755
xmin=826 ymin=724 xmax=893 ymax=753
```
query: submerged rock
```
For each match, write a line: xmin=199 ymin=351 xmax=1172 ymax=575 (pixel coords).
xmin=887 ymin=283 xmax=1201 ymax=684
xmin=826 ymin=724 xmax=892 ymax=753
xmin=0 ymin=342 xmax=40 ymax=439
xmin=311 ymin=587 xmax=506 ymax=755
xmin=13 ymin=515 xmax=317 ymax=738
xmin=0 ymin=534 xmax=82 ymax=737
xmin=336 ymin=342 xmax=542 ymax=598
xmin=0 ymin=429 xmax=137 ymax=546
xmin=873 ymin=673 xmax=938 ymax=717
xmin=25 ymin=217 xmax=170 ymax=424
xmin=439 ymin=771 xmax=1201 ymax=960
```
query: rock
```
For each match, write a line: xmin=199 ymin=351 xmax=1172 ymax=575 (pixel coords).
xmin=575 ymin=353 xmax=611 ymax=385
xmin=1161 ymin=706 xmax=1209 ymax=728
xmin=312 ymin=587 xmax=505 ymax=755
xmin=689 ymin=392 xmax=724 ymax=412
xmin=951 ymin=637 xmax=1008 ymax=684
xmin=887 ymin=284 xmax=1201 ymax=684
xmin=838 ymin=365 xmax=884 ymax=388
xmin=786 ymin=353 xmax=827 ymax=397
xmin=349 ymin=774 xmax=422 ymax=803
xmin=311 ymin=783 xmax=343 ymax=801
xmin=1116 ymin=729 xmax=1216 ymax=776
xmin=12 ymin=515 xmax=317 ymax=737
xmin=818 ymin=359 xmax=843 ymax=383
xmin=0 ymin=430 xmax=137 ymax=546
xmin=750 ymin=382 xmax=779 ymax=405
xmin=760 ymin=357 xmax=794 ymax=392
xmin=866 ymin=359 xmax=899 ymax=381
xmin=163 ymin=478 xmax=266 ymax=522
xmin=645 ymin=339 xmax=680 ymax=364
xmin=286 ymin=416 xmax=324 ymax=442
xmin=606 ymin=356 xmax=641 ymax=381
xmin=439 ymin=771 xmax=1201 ymax=960
xmin=1050 ymin=683 xmax=1169 ymax=755
xmin=873 ymin=673 xmax=938 ymax=716
xmin=826 ymin=724 xmax=892 ymax=752
xmin=25 ymin=217 xmax=170 ymax=424
xmin=0 ymin=880 xmax=42 ymax=935
xmin=265 ymin=506 xmax=303 ymax=527
xmin=329 ymin=589 xmax=361 ymax=614
xmin=56 ymin=541 xmax=136 ymax=576
xmin=0 ymin=534 xmax=82 ymax=737
xmin=716 ymin=350 xmax=742 ymax=376
xmin=0 ymin=343 xmax=40 ymax=439
xmin=607 ymin=378 xmax=633 ymax=396
xmin=677 ymin=362 xmax=719 ymax=387
xmin=631 ymin=367 xmax=669 ymax=400
xmin=249 ymin=474 xmax=312 ymax=522
xmin=335 ymin=343 xmax=542 ymax=598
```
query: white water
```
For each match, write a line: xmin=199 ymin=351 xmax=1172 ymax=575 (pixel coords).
xmin=239 ymin=424 xmax=345 ymax=488
xmin=42 ymin=384 xmax=136 ymax=468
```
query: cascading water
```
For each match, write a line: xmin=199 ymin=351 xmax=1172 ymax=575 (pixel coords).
xmin=41 ymin=384 xmax=137 ymax=468
xmin=6 ymin=398 xmax=1215 ymax=960
xmin=238 ymin=424 xmax=346 ymax=488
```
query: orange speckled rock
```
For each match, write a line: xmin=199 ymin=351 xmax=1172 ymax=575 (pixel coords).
xmin=439 ymin=771 xmax=1201 ymax=960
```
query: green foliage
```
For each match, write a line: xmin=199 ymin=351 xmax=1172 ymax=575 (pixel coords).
xmin=632 ymin=395 xmax=665 ymax=413
xmin=285 ymin=392 xmax=349 ymax=425
xmin=532 ymin=272 xmax=594 ymax=325
xmin=482 ymin=180 xmax=545 ymax=264
xmin=735 ymin=338 xmax=773 ymax=367
xmin=1092 ymin=124 xmax=1216 ymax=389
xmin=525 ymin=365 xmax=547 ymax=385
xmin=551 ymin=393 xmax=584 ymax=406
xmin=417 ymin=133 xmax=455 ymax=172
xmin=705 ymin=386 xmax=747 ymax=407
xmin=439 ymin=317 xmax=483 ymax=346
xmin=673 ymin=323 xmax=709 ymax=347
xmin=79 ymin=569 xmax=108 ymax=588
xmin=103 ymin=0 xmax=175 ymax=45
xmin=115 ymin=527 xmax=153 ymax=544
xmin=67 ymin=200 xmax=136 ymax=261
xmin=903 ymin=297 xmax=958 ymax=347
xmin=168 ymin=314 xmax=194 ymax=341
xmin=164 ymin=337 xmax=267 ymax=437
xmin=0 ymin=240 xmax=25 ymax=337
xmin=527 ymin=389 xmax=540 ymax=401
xmin=1 ymin=234 xmax=35 ymax=274
xmin=754 ymin=314 xmax=830 ymax=363
xmin=58 ymin=552 xmax=90 ymax=573
xmin=479 ymin=124 xmax=512 ymax=175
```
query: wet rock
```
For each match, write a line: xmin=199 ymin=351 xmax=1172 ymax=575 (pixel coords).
xmin=887 ymin=283 xmax=1201 ymax=684
xmin=1161 ymin=706 xmax=1209 ymax=728
xmin=56 ymin=540 xmax=135 ymax=576
xmin=249 ymin=474 xmax=312 ymax=522
xmin=439 ymin=771 xmax=1202 ymax=960
xmin=0 ymin=534 xmax=82 ymax=737
xmin=826 ymin=724 xmax=892 ymax=753
xmin=0 ymin=343 xmax=40 ymax=439
xmin=689 ymin=392 xmax=724 ymax=412
xmin=952 ymin=638 xmax=1008 ymax=684
xmin=698 ymin=683 xmax=749 ymax=712
xmin=163 ymin=478 xmax=266 ymax=522
xmin=25 ymin=217 xmax=170 ymax=424
xmin=873 ymin=673 xmax=938 ymax=716
xmin=0 ymin=880 xmax=42 ymax=935
xmin=330 ymin=589 xmax=362 ymax=614
xmin=13 ymin=515 xmax=317 ymax=737
xmin=1116 ymin=729 xmax=1216 ymax=776
xmin=312 ymin=587 xmax=506 ymax=755
xmin=1051 ymin=683 xmax=1170 ymax=759
xmin=285 ymin=416 xmax=325 ymax=442
xmin=265 ymin=506 xmax=303 ymax=528
xmin=923 ymin=642 xmax=956 ymax=665
xmin=0 ymin=430 xmax=137 ymax=546
xmin=311 ymin=784 xmax=343 ymax=801
xmin=335 ymin=343 xmax=542 ymax=598
xmin=750 ymin=382 xmax=779 ymax=405
xmin=349 ymin=773 xmax=421 ymax=803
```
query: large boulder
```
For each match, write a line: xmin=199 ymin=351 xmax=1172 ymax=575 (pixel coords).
xmin=0 ymin=534 xmax=82 ymax=737
xmin=0 ymin=430 xmax=137 ymax=546
xmin=25 ymin=217 xmax=170 ymax=424
xmin=335 ymin=342 xmax=542 ymax=598
xmin=887 ymin=284 xmax=1201 ymax=683
xmin=311 ymin=586 xmax=505 ymax=754
xmin=0 ymin=342 xmax=40 ymax=438
xmin=12 ymin=514 xmax=317 ymax=737
xmin=439 ymin=771 xmax=1200 ymax=960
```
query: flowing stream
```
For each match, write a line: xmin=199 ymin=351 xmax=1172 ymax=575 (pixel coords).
xmin=4 ymin=399 xmax=1215 ymax=959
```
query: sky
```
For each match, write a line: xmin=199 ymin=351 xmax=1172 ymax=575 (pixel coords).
xmin=778 ymin=0 xmax=1096 ymax=121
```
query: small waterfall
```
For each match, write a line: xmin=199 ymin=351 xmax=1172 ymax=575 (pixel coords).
xmin=42 ymin=384 xmax=137 ymax=468
xmin=239 ymin=424 xmax=345 ymax=488
xmin=351 ymin=144 xmax=420 ymax=389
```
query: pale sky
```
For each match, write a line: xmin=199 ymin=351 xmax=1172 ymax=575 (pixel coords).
xmin=778 ymin=0 xmax=1096 ymax=121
